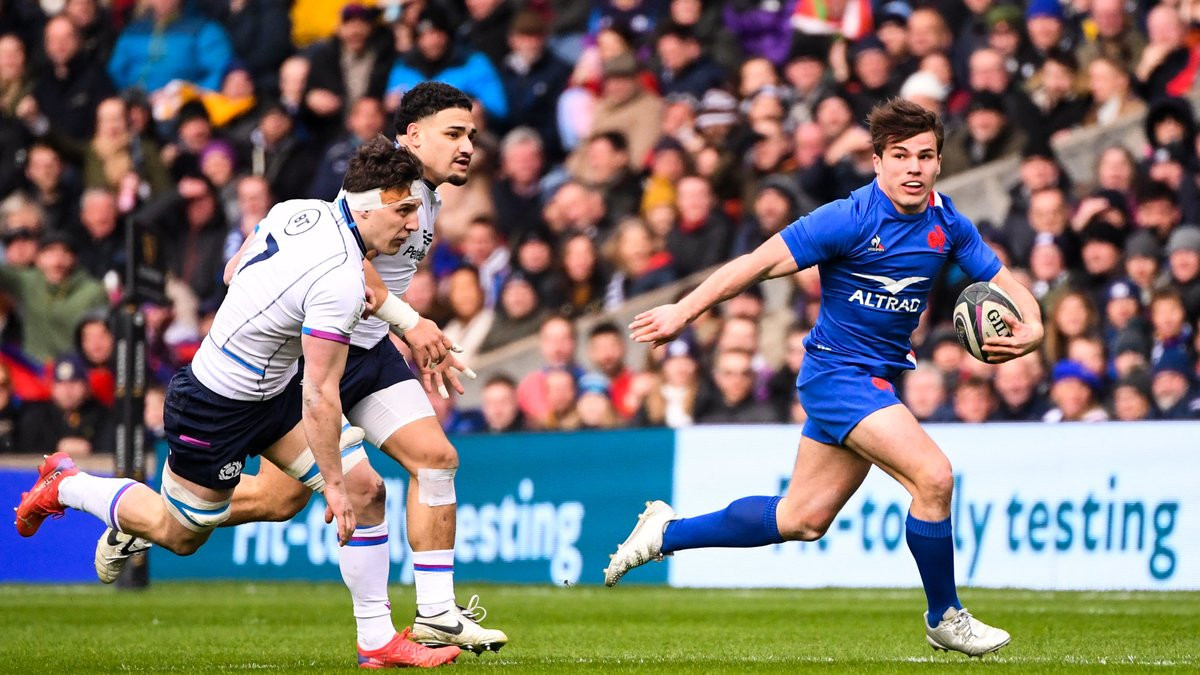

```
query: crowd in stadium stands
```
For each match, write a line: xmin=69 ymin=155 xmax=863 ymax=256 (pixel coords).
xmin=0 ymin=0 xmax=1198 ymax=454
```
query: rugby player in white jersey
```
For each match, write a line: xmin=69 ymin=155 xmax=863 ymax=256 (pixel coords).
xmin=94 ymin=83 xmax=507 ymax=659
xmin=15 ymin=139 xmax=462 ymax=668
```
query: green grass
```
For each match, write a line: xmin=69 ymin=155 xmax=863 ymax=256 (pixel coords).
xmin=1 ymin=583 xmax=1197 ymax=673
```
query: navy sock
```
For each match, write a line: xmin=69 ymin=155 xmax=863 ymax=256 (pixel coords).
xmin=661 ymin=496 xmax=784 ymax=554
xmin=905 ymin=513 xmax=962 ymax=627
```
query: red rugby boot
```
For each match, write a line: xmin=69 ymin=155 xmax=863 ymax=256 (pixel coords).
xmin=357 ymin=628 xmax=461 ymax=669
xmin=15 ymin=451 xmax=78 ymax=537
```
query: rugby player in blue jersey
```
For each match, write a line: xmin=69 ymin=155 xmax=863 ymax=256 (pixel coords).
xmin=603 ymin=99 xmax=1043 ymax=657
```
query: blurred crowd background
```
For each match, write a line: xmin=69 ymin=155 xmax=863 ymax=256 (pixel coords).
xmin=0 ymin=0 xmax=1198 ymax=456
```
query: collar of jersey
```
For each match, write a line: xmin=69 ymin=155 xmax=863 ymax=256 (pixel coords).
xmin=872 ymin=180 xmax=929 ymax=222
xmin=336 ymin=197 xmax=368 ymax=256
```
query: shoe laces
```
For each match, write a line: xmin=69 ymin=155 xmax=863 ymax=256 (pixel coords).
xmin=948 ymin=608 xmax=976 ymax=641
xmin=457 ymin=595 xmax=488 ymax=624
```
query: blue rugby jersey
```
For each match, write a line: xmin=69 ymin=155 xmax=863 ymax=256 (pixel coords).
xmin=780 ymin=180 xmax=1001 ymax=374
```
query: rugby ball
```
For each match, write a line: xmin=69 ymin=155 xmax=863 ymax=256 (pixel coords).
xmin=952 ymin=282 xmax=1022 ymax=362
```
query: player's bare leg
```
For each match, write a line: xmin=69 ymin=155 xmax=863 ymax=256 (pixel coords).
xmin=18 ymin=451 xmax=225 ymax=556
xmin=845 ymin=404 xmax=1011 ymax=657
xmin=374 ymin=416 xmax=508 ymax=653
xmin=604 ymin=435 xmax=869 ymax=585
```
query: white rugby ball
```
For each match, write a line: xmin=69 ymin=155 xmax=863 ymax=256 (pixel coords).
xmin=952 ymin=282 xmax=1022 ymax=362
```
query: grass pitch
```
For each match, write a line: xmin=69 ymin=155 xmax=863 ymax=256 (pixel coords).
xmin=1 ymin=583 xmax=1196 ymax=672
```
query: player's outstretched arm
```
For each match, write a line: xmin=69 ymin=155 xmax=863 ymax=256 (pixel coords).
xmin=631 ymin=235 xmax=798 ymax=346
xmin=983 ymin=265 xmax=1045 ymax=363
xmin=300 ymin=334 xmax=356 ymax=545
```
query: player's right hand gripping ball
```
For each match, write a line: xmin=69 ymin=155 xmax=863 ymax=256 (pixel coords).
xmin=953 ymin=281 xmax=1023 ymax=362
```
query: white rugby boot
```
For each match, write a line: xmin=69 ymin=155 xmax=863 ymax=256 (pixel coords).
xmin=411 ymin=595 xmax=509 ymax=654
xmin=95 ymin=527 xmax=152 ymax=584
xmin=603 ymin=500 xmax=678 ymax=587
xmin=925 ymin=607 xmax=1011 ymax=656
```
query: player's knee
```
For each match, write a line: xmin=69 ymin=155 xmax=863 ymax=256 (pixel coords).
xmin=348 ymin=467 xmax=386 ymax=513
xmin=776 ymin=506 xmax=836 ymax=541
xmin=162 ymin=531 xmax=206 ymax=556
xmin=419 ymin=439 xmax=458 ymax=471
xmin=914 ymin=463 xmax=955 ymax=508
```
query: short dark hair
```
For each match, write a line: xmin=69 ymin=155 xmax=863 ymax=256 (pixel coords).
xmin=343 ymin=136 xmax=422 ymax=193
xmin=589 ymin=130 xmax=629 ymax=154
xmin=1137 ymin=179 xmax=1177 ymax=206
xmin=867 ymin=98 xmax=945 ymax=156
xmin=393 ymin=82 xmax=473 ymax=135
xmin=588 ymin=321 xmax=622 ymax=340
xmin=485 ymin=373 xmax=517 ymax=389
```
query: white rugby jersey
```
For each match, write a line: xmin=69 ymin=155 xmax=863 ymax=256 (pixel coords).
xmin=347 ymin=179 xmax=441 ymax=349
xmin=191 ymin=199 xmax=367 ymax=401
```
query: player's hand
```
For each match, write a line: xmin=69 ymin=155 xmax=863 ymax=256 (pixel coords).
xmin=401 ymin=317 xmax=452 ymax=370
xmin=420 ymin=346 xmax=477 ymax=399
xmin=983 ymin=314 xmax=1044 ymax=363
xmin=323 ymin=485 xmax=356 ymax=546
xmin=630 ymin=303 xmax=689 ymax=347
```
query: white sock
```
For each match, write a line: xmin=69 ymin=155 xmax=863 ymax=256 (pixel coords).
xmin=339 ymin=522 xmax=396 ymax=651
xmin=412 ymin=549 xmax=456 ymax=616
xmin=58 ymin=474 xmax=137 ymax=531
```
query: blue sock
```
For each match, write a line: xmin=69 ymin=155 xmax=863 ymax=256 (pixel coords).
xmin=661 ymin=496 xmax=784 ymax=554
xmin=905 ymin=513 xmax=962 ymax=627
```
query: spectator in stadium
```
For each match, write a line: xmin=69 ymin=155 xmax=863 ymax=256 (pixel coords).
xmin=223 ymin=175 xmax=271 ymax=265
xmin=19 ymin=143 xmax=80 ymax=234
xmin=576 ymin=372 xmax=620 ymax=429
xmin=1043 ymin=289 xmax=1100 ymax=365
xmin=1165 ymin=226 xmax=1200 ymax=322
xmin=585 ymin=322 xmax=634 ymax=419
xmin=1110 ymin=369 xmax=1154 ymax=420
xmin=1149 ymin=289 xmax=1191 ymax=365
xmin=1134 ymin=3 xmax=1194 ymax=100
xmin=731 ymin=175 xmax=801 ymax=259
xmin=1075 ymin=0 xmax=1146 ymax=71
xmin=497 ymin=11 xmax=572 ymax=162
xmin=541 ymin=181 xmax=609 ymax=241
xmin=82 ymin=97 xmax=172 ymax=198
xmin=107 ymin=0 xmax=234 ymax=95
xmin=1082 ymin=56 xmax=1147 ymax=128
xmin=902 ymin=361 xmax=956 ymax=423
xmin=517 ymin=315 xmax=583 ymax=423
xmin=275 ymin=55 xmax=314 ymax=134
xmin=1094 ymin=144 xmax=1139 ymax=198
xmin=940 ymin=92 xmax=1027 ymax=178
xmin=992 ymin=354 xmax=1051 ymax=421
xmin=459 ymin=217 xmax=510 ymax=309
xmin=1112 ymin=329 xmax=1153 ymax=379
xmin=16 ymin=354 xmax=112 ymax=457
xmin=1067 ymin=334 xmax=1109 ymax=383
xmin=140 ymin=176 xmax=227 ymax=305
xmin=952 ymin=376 xmax=997 ymax=423
xmin=406 ymin=267 xmax=452 ymax=327
xmin=696 ymin=348 xmax=778 ymax=424
xmin=547 ymin=232 xmax=606 ymax=318
xmin=75 ymin=188 xmax=124 ymax=280
xmin=604 ymin=216 xmax=677 ymax=309
xmin=654 ymin=23 xmax=726 ymax=100
xmin=1144 ymin=147 xmax=1200 ymax=224
xmin=576 ymin=130 xmax=642 ymax=222
xmin=480 ymin=272 xmax=545 ymax=353
xmin=723 ymin=0 xmax=795 ymax=66
xmin=304 ymin=4 xmax=393 ymax=140
xmin=460 ymin=0 xmax=515 ymax=75
xmin=63 ymin=0 xmax=119 ymax=67
xmin=32 ymin=15 xmax=115 ymax=144
xmin=386 ymin=4 xmax=508 ymax=121
xmin=510 ymin=229 xmax=558 ymax=304
xmin=1101 ymin=279 xmax=1148 ymax=353
xmin=635 ymin=337 xmax=701 ymax=428
xmin=782 ymin=42 xmax=834 ymax=125
xmin=74 ymin=312 xmax=115 ymax=407
xmin=765 ymin=324 xmax=808 ymax=420
xmin=843 ymin=36 xmax=897 ymax=122
xmin=0 ymin=199 xmax=44 ymax=270
xmin=1150 ymin=348 xmax=1198 ymax=419
xmin=539 ymin=367 xmax=581 ymax=430
xmin=0 ymin=232 xmax=106 ymax=362
xmin=1028 ymin=234 xmax=1070 ymax=305
xmin=479 ymin=373 xmax=525 ymax=433
xmin=1028 ymin=49 xmax=1090 ymax=140
xmin=307 ymin=96 xmax=386 ymax=200
xmin=667 ymin=176 xmax=733 ymax=278
xmin=0 ymin=34 xmax=31 ymax=118
xmin=1135 ymin=181 xmax=1183 ymax=244
xmin=568 ymin=51 xmax=663 ymax=174
xmin=1044 ymin=359 xmax=1110 ymax=422
xmin=248 ymin=100 xmax=317 ymax=202
xmin=0 ymin=362 xmax=16 ymax=453
xmin=1022 ymin=0 xmax=1075 ymax=71
xmin=441 ymin=265 xmax=494 ymax=364
xmin=1078 ymin=220 xmax=1127 ymax=305
xmin=491 ymin=127 xmax=548 ymax=242
xmin=961 ymin=47 xmax=1039 ymax=131
xmin=197 ymin=0 xmax=292 ymax=94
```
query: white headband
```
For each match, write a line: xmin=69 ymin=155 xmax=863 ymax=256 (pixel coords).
xmin=344 ymin=181 xmax=421 ymax=211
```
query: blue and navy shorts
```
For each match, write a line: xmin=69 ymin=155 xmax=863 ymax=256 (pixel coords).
xmin=796 ymin=356 xmax=903 ymax=445
xmin=163 ymin=366 xmax=304 ymax=491
xmin=331 ymin=337 xmax=417 ymax=410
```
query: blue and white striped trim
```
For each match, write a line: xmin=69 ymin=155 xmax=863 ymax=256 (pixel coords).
xmin=219 ymin=345 xmax=266 ymax=376
xmin=163 ymin=491 xmax=231 ymax=530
